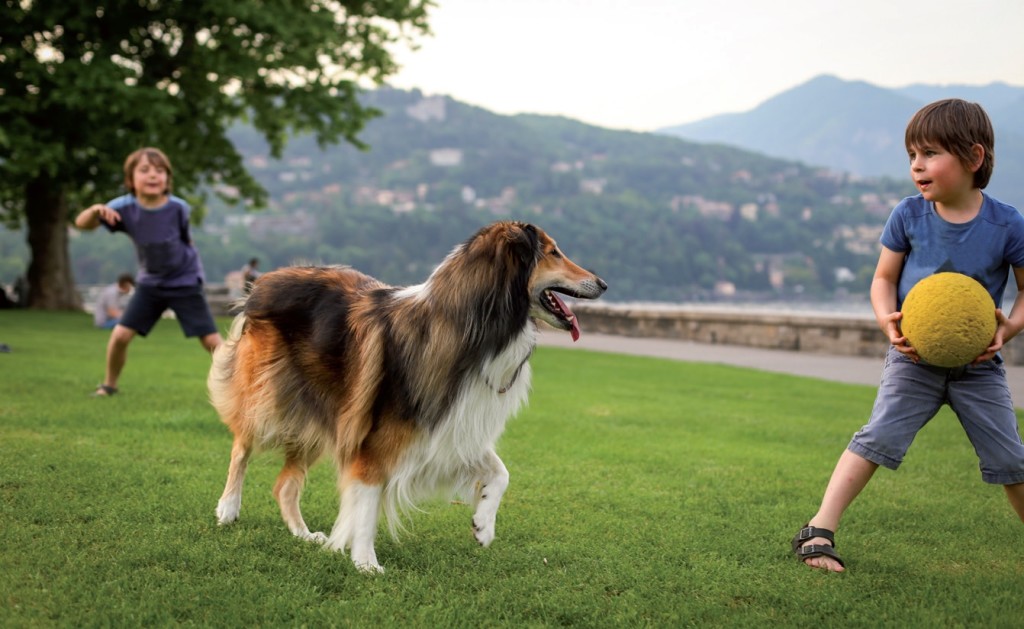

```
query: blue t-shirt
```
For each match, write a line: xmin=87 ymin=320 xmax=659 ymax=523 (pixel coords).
xmin=880 ymin=193 xmax=1024 ymax=310
xmin=103 ymin=194 xmax=205 ymax=287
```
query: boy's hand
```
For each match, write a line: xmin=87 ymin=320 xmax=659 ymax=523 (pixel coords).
xmin=973 ymin=308 xmax=1007 ymax=364
xmin=884 ymin=310 xmax=920 ymax=362
xmin=89 ymin=204 xmax=120 ymax=224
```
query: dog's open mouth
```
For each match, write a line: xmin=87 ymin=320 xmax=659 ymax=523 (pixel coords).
xmin=542 ymin=288 xmax=581 ymax=341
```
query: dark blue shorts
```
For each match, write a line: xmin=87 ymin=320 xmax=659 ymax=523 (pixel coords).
xmin=849 ymin=346 xmax=1024 ymax=484
xmin=119 ymin=283 xmax=218 ymax=338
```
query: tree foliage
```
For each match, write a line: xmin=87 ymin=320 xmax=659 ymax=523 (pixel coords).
xmin=0 ymin=0 xmax=432 ymax=308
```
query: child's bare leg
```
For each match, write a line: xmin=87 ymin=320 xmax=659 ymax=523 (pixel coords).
xmin=1005 ymin=482 xmax=1024 ymax=522
xmin=801 ymin=449 xmax=879 ymax=572
xmin=103 ymin=324 xmax=135 ymax=389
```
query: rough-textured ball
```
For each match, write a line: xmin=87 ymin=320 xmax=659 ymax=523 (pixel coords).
xmin=900 ymin=272 xmax=996 ymax=367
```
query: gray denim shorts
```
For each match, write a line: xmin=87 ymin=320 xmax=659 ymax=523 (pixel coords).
xmin=849 ymin=346 xmax=1024 ymax=484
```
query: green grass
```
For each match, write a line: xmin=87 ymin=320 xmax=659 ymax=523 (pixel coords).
xmin=1 ymin=310 xmax=1022 ymax=628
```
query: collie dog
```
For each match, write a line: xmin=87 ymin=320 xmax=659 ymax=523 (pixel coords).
xmin=209 ymin=221 xmax=606 ymax=572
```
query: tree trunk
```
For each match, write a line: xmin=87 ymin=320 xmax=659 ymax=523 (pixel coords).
xmin=25 ymin=177 xmax=81 ymax=310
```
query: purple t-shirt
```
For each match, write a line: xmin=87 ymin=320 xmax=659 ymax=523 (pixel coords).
xmin=103 ymin=194 xmax=205 ymax=287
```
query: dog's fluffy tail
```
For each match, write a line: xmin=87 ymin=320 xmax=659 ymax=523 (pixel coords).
xmin=225 ymin=312 xmax=247 ymax=344
xmin=213 ymin=313 xmax=246 ymax=371
xmin=208 ymin=314 xmax=247 ymax=423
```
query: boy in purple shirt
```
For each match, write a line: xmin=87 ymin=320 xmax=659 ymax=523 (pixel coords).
xmin=75 ymin=147 xmax=223 ymax=396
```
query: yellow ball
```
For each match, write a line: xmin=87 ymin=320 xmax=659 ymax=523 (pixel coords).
xmin=900 ymin=272 xmax=996 ymax=367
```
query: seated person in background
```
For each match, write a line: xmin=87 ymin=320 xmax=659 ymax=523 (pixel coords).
xmin=94 ymin=273 xmax=135 ymax=329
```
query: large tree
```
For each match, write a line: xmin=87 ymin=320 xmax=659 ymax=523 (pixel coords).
xmin=0 ymin=0 xmax=431 ymax=309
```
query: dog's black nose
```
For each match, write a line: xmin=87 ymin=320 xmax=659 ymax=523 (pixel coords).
xmin=596 ymin=277 xmax=608 ymax=291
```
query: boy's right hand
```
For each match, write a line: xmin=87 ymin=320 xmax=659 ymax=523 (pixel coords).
xmin=88 ymin=204 xmax=120 ymax=225
xmin=883 ymin=310 xmax=920 ymax=362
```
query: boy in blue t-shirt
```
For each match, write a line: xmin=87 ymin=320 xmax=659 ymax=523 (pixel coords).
xmin=792 ymin=99 xmax=1024 ymax=571
xmin=74 ymin=147 xmax=223 ymax=396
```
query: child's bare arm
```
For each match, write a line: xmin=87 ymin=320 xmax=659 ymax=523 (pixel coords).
xmin=74 ymin=204 xmax=120 ymax=230
xmin=975 ymin=267 xmax=1024 ymax=363
xmin=1001 ymin=267 xmax=1024 ymax=344
xmin=871 ymin=246 xmax=918 ymax=359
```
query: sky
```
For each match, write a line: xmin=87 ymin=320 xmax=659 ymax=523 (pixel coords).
xmin=387 ymin=0 xmax=1024 ymax=132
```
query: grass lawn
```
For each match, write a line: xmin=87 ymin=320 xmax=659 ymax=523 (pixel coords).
xmin=1 ymin=310 xmax=1022 ymax=628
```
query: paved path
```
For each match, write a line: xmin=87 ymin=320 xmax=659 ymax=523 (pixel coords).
xmin=537 ymin=330 xmax=1024 ymax=408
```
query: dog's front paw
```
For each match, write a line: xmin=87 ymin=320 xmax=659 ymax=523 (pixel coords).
xmin=354 ymin=560 xmax=385 ymax=574
xmin=215 ymin=498 xmax=240 ymax=525
xmin=351 ymin=546 xmax=384 ymax=573
xmin=472 ymin=517 xmax=496 ymax=547
xmin=298 ymin=531 xmax=328 ymax=544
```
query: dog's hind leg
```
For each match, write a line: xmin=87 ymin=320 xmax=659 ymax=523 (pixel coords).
xmin=325 ymin=466 xmax=384 ymax=573
xmin=471 ymin=448 xmax=510 ymax=547
xmin=273 ymin=449 xmax=327 ymax=544
xmin=216 ymin=435 xmax=252 ymax=525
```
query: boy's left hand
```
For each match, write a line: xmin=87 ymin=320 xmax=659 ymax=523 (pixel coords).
xmin=974 ymin=308 xmax=1008 ymax=364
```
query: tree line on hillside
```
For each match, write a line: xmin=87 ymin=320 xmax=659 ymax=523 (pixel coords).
xmin=3 ymin=86 xmax=915 ymax=305
xmin=176 ymin=88 xmax=912 ymax=302
xmin=61 ymin=182 xmax=904 ymax=304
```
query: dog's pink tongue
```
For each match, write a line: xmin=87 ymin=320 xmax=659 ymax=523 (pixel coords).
xmin=550 ymin=292 xmax=581 ymax=342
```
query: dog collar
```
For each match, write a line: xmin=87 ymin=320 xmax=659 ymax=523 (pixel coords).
xmin=488 ymin=346 xmax=534 ymax=394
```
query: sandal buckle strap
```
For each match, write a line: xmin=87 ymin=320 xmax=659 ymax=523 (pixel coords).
xmin=796 ymin=525 xmax=835 ymax=546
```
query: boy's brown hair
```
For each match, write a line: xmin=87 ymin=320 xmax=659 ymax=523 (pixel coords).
xmin=905 ymin=99 xmax=994 ymax=189
xmin=123 ymin=147 xmax=173 ymax=195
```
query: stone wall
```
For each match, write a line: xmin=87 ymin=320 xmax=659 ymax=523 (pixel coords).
xmin=205 ymin=283 xmax=240 ymax=317
xmin=109 ymin=285 xmax=1022 ymax=366
xmin=570 ymin=302 xmax=1024 ymax=365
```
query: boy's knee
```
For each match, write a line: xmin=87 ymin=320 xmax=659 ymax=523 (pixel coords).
xmin=110 ymin=325 xmax=136 ymax=345
xmin=201 ymin=333 xmax=222 ymax=353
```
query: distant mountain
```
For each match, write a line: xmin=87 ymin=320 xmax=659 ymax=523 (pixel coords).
xmin=658 ymin=75 xmax=1024 ymax=206
xmin=990 ymin=95 xmax=1024 ymax=139
xmin=896 ymin=82 xmax=1023 ymax=111
xmin=896 ymin=82 xmax=1024 ymax=149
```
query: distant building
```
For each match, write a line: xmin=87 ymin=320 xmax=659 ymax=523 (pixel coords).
xmin=834 ymin=267 xmax=856 ymax=283
xmin=739 ymin=203 xmax=758 ymax=221
xmin=713 ymin=281 xmax=737 ymax=297
xmin=429 ymin=148 xmax=463 ymax=167
xmin=672 ymin=195 xmax=733 ymax=220
xmin=247 ymin=212 xmax=316 ymax=239
xmin=406 ymin=96 xmax=447 ymax=122
xmin=579 ymin=178 xmax=606 ymax=195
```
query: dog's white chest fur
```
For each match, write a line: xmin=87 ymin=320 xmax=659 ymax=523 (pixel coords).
xmin=382 ymin=324 xmax=535 ymax=528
